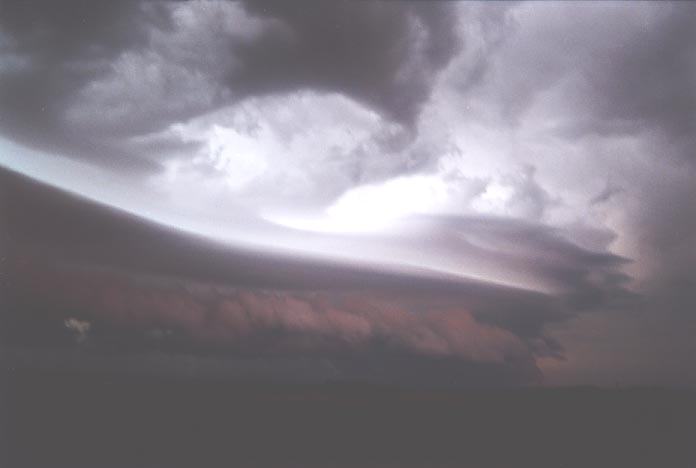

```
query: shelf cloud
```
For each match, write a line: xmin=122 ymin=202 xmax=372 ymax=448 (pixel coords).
xmin=1 ymin=1 xmax=695 ymax=387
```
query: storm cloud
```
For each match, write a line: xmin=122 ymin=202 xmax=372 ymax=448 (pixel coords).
xmin=0 ymin=1 xmax=459 ymax=171
xmin=1 ymin=1 xmax=695 ymax=387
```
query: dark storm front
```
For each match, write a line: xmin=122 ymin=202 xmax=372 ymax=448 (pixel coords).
xmin=1 ymin=2 xmax=696 ymax=468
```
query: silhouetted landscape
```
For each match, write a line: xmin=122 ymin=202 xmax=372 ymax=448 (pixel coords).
xmin=1 ymin=368 xmax=694 ymax=468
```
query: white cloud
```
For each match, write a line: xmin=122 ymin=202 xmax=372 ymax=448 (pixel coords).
xmin=64 ymin=318 xmax=91 ymax=344
xmin=153 ymin=91 xmax=390 ymax=212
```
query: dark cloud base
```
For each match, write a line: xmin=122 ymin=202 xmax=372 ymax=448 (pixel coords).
xmin=1 ymin=166 xmax=547 ymax=387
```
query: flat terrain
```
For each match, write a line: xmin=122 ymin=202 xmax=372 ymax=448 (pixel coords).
xmin=1 ymin=369 xmax=694 ymax=468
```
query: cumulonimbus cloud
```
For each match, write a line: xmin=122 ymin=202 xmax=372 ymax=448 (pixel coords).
xmin=2 ymin=2 xmax=695 ymax=387
xmin=6 ymin=257 xmax=538 ymax=383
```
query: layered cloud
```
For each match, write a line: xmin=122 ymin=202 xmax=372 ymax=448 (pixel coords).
xmin=8 ymin=258 xmax=530 ymax=363
xmin=1 ymin=2 xmax=695 ymax=386
xmin=1 ymin=166 xmax=630 ymax=385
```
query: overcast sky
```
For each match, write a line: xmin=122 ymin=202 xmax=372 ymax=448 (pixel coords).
xmin=1 ymin=1 xmax=695 ymax=387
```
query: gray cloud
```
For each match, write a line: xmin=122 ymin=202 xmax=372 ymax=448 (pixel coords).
xmin=1 ymin=2 xmax=695 ymax=387
xmin=0 ymin=1 xmax=461 ymax=172
xmin=0 ymin=0 xmax=159 ymax=170
xmin=580 ymin=4 xmax=696 ymax=144
xmin=0 ymin=163 xmax=636 ymax=385
xmin=237 ymin=1 xmax=460 ymax=126
xmin=446 ymin=2 xmax=696 ymax=385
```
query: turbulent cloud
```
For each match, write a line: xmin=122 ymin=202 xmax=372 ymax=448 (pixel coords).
xmin=0 ymin=0 xmax=460 ymax=171
xmin=236 ymin=0 xmax=460 ymax=125
xmin=440 ymin=2 xmax=696 ymax=385
xmin=63 ymin=2 xmax=282 ymax=137
xmin=0 ymin=1 xmax=156 ymax=170
xmin=1 ymin=2 xmax=695 ymax=387
xmin=155 ymin=91 xmax=391 ymax=209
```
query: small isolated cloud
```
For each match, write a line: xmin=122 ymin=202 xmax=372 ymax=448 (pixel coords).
xmin=64 ymin=317 xmax=91 ymax=344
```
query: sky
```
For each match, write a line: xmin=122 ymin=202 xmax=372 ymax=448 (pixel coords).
xmin=0 ymin=0 xmax=695 ymax=387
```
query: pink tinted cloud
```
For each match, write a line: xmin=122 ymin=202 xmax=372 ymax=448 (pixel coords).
xmin=9 ymin=258 xmax=529 ymax=363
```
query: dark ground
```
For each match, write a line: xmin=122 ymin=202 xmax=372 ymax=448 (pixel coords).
xmin=1 ymin=369 xmax=694 ymax=468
